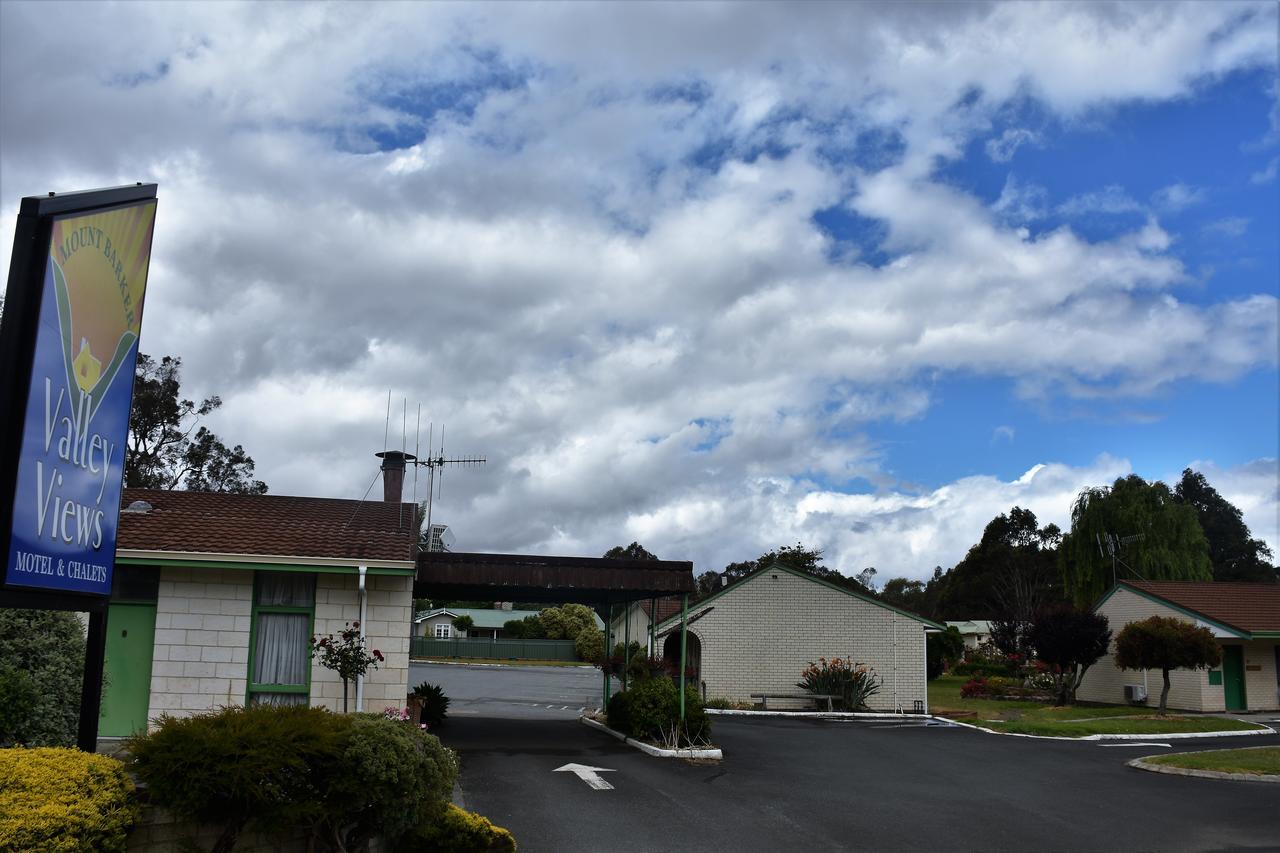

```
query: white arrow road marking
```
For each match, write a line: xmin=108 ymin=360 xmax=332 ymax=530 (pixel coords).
xmin=554 ymin=763 xmax=616 ymax=790
xmin=1099 ymin=742 xmax=1172 ymax=748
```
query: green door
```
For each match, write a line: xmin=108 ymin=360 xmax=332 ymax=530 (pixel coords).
xmin=1222 ymin=645 xmax=1247 ymax=712
xmin=99 ymin=603 xmax=157 ymax=736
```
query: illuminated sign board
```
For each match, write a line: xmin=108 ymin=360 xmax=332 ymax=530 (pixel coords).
xmin=1 ymin=186 xmax=158 ymax=597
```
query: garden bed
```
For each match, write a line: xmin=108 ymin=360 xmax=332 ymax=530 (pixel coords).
xmin=581 ymin=714 xmax=722 ymax=759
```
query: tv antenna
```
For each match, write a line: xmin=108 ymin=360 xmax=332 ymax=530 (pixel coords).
xmin=1096 ymin=532 xmax=1146 ymax=587
xmin=411 ymin=422 xmax=485 ymax=552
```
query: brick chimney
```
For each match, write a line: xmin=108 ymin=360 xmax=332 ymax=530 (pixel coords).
xmin=375 ymin=450 xmax=416 ymax=503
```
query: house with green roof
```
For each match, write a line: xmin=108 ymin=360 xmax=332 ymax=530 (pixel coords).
xmin=652 ymin=563 xmax=943 ymax=713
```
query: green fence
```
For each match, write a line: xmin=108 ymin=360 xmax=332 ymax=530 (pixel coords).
xmin=410 ymin=636 xmax=580 ymax=661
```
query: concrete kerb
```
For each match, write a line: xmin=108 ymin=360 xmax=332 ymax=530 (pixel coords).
xmin=706 ymin=708 xmax=932 ymax=720
xmin=941 ymin=715 xmax=1277 ymax=742
xmin=580 ymin=715 xmax=724 ymax=760
xmin=1127 ymin=747 xmax=1280 ymax=783
xmin=410 ymin=658 xmax=595 ymax=669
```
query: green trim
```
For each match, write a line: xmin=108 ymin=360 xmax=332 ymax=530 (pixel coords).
xmin=1251 ymin=631 xmax=1280 ymax=639
xmin=118 ymin=556 xmax=414 ymax=577
xmin=656 ymin=563 xmax=945 ymax=631
xmin=246 ymin=572 xmax=316 ymax=704
xmin=1106 ymin=583 xmax=1252 ymax=640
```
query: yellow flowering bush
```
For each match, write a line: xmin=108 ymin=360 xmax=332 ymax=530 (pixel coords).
xmin=394 ymin=803 xmax=516 ymax=853
xmin=0 ymin=747 xmax=138 ymax=853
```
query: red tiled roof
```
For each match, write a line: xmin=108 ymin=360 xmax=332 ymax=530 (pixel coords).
xmin=639 ymin=597 xmax=684 ymax=622
xmin=1123 ymin=581 xmax=1280 ymax=635
xmin=118 ymin=488 xmax=418 ymax=564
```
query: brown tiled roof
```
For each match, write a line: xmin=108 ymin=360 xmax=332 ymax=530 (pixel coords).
xmin=118 ymin=488 xmax=418 ymax=564
xmin=1123 ymin=581 xmax=1280 ymax=635
xmin=639 ymin=597 xmax=685 ymax=622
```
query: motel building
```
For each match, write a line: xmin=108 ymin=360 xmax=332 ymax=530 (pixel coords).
xmin=97 ymin=462 xmax=420 ymax=737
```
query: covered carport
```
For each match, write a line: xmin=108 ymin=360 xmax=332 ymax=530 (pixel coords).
xmin=416 ymin=551 xmax=696 ymax=716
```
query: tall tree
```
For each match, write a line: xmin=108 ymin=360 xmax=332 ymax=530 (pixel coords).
xmin=934 ymin=507 xmax=1063 ymax=621
xmin=603 ymin=542 xmax=659 ymax=560
xmin=1114 ymin=616 xmax=1222 ymax=715
xmin=1060 ymin=475 xmax=1211 ymax=607
xmin=1174 ymin=469 xmax=1277 ymax=583
xmin=879 ymin=578 xmax=928 ymax=614
xmin=126 ymin=353 xmax=267 ymax=494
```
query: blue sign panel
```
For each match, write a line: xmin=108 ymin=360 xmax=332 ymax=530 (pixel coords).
xmin=5 ymin=201 xmax=157 ymax=596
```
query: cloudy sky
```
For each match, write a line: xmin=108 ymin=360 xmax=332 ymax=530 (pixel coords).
xmin=2 ymin=1 xmax=1277 ymax=582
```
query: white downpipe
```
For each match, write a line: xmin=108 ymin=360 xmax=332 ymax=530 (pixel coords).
xmin=922 ymin=628 xmax=930 ymax=715
xmin=356 ymin=565 xmax=368 ymax=712
xmin=892 ymin=611 xmax=899 ymax=713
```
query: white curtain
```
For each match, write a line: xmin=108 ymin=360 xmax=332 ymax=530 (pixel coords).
xmin=253 ymin=612 xmax=309 ymax=686
xmin=257 ymin=572 xmax=315 ymax=607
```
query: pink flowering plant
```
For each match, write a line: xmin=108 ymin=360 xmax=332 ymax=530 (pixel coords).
xmin=310 ymin=621 xmax=384 ymax=713
xmin=382 ymin=706 xmax=410 ymax=721
xmin=797 ymin=656 xmax=881 ymax=711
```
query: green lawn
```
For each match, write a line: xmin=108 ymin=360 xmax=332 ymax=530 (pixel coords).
xmin=1147 ymin=747 xmax=1280 ymax=776
xmin=928 ymin=675 xmax=1271 ymax=738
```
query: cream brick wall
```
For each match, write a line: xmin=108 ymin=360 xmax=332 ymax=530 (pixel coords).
xmin=672 ymin=570 xmax=929 ymax=712
xmin=1075 ymin=588 xmax=1279 ymax=712
xmin=1241 ymin=639 xmax=1279 ymax=711
xmin=311 ymin=573 xmax=412 ymax=713
xmin=146 ymin=567 xmax=414 ymax=725
xmin=148 ymin=567 xmax=253 ymax=722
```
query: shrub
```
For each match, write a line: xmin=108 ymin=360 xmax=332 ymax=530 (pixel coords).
xmin=0 ymin=609 xmax=85 ymax=747
xmin=574 ymin=627 xmax=604 ymax=662
xmin=0 ymin=747 xmax=139 ymax=853
xmin=322 ymin=716 xmax=459 ymax=851
xmin=951 ymin=661 xmax=1018 ymax=679
xmin=128 ymin=704 xmax=349 ymax=853
xmin=797 ymin=657 xmax=881 ymax=710
xmin=960 ymin=677 xmax=987 ymax=698
xmin=394 ymin=803 xmax=516 ymax=853
xmin=410 ymin=682 xmax=450 ymax=728
xmin=606 ymin=690 xmax=631 ymax=734
xmin=926 ymin=627 xmax=965 ymax=680
xmin=613 ymin=678 xmax=710 ymax=745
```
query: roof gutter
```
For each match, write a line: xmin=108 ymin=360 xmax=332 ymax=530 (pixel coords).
xmin=117 ymin=549 xmax=414 ymax=574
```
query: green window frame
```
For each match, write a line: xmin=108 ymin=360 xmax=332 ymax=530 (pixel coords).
xmin=246 ymin=571 xmax=316 ymax=705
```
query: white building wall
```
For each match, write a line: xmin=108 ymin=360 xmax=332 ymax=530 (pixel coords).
xmin=678 ymin=570 xmax=929 ymax=713
xmin=1077 ymin=588 xmax=1211 ymax=711
xmin=609 ymin=603 xmax=655 ymax=654
xmin=147 ymin=566 xmax=414 ymax=724
xmin=311 ymin=573 xmax=412 ymax=713
xmin=417 ymin=614 xmax=455 ymax=638
xmin=1241 ymin=639 xmax=1279 ymax=711
xmin=148 ymin=567 xmax=253 ymax=722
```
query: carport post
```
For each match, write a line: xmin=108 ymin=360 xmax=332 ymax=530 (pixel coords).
xmin=679 ymin=593 xmax=688 ymax=722
xmin=623 ymin=601 xmax=630 ymax=691
xmin=649 ymin=596 xmax=657 ymax=656
xmin=604 ymin=601 xmax=614 ymax=706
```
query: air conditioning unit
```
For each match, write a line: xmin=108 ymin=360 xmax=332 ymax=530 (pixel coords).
xmin=1124 ymin=684 xmax=1148 ymax=703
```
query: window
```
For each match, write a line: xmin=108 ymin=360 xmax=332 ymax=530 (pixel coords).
xmin=434 ymin=623 xmax=452 ymax=639
xmin=248 ymin=572 xmax=316 ymax=706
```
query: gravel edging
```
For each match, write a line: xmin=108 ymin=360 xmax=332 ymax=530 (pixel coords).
xmin=1128 ymin=747 xmax=1280 ymax=783
xmin=580 ymin=715 xmax=723 ymax=759
xmin=941 ymin=716 xmax=1276 ymax=741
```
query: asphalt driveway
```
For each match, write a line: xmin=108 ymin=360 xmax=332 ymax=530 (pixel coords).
xmin=423 ymin=662 xmax=1279 ymax=852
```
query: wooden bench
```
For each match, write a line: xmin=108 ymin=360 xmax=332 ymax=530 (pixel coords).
xmin=749 ymin=693 xmax=839 ymax=711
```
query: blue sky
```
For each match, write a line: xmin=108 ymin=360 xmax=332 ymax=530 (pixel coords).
xmin=2 ymin=2 xmax=1276 ymax=580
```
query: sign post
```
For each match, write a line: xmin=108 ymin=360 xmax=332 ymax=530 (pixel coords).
xmin=0 ymin=183 xmax=158 ymax=750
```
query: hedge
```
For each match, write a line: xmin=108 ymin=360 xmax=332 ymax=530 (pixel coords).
xmin=0 ymin=747 xmax=138 ymax=853
xmin=394 ymin=804 xmax=517 ymax=853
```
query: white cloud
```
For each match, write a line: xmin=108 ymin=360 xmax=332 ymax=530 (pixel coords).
xmin=1250 ymin=156 xmax=1278 ymax=184
xmin=992 ymin=425 xmax=1016 ymax=444
xmin=986 ymin=128 xmax=1040 ymax=162
xmin=1152 ymin=182 xmax=1206 ymax=212
xmin=1202 ymin=217 xmax=1250 ymax=237
xmin=1 ymin=1 xmax=1276 ymax=577
xmin=1058 ymin=185 xmax=1145 ymax=217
